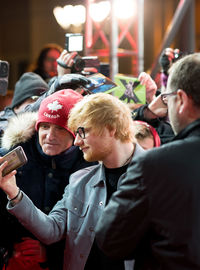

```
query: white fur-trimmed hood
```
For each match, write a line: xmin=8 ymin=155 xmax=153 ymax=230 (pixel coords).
xmin=1 ymin=111 xmax=38 ymax=150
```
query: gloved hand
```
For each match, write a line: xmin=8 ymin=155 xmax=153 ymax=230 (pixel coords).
xmin=5 ymin=237 xmax=48 ymax=270
xmin=48 ymin=73 xmax=92 ymax=95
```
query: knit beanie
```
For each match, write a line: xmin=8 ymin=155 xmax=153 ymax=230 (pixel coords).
xmin=35 ymin=89 xmax=83 ymax=137
xmin=11 ymin=72 xmax=49 ymax=109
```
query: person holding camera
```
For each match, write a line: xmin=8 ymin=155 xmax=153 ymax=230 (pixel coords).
xmin=159 ymin=47 xmax=183 ymax=90
xmin=0 ymin=89 xmax=97 ymax=270
xmin=56 ymin=49 xmax=99 ymax=78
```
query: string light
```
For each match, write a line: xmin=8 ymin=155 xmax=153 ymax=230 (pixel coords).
xmin=53 ymin=1 xmax=136 ymax=30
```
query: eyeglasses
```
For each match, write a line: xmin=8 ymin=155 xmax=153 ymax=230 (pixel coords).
xmin=75 ymin=127 xmax=85 ymax=139
xmin=161 ymin=90 xmax=178 ymax=105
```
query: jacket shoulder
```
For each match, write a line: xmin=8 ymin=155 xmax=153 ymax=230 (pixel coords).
xmin=69 ymin=164 xmax=100 ymax=184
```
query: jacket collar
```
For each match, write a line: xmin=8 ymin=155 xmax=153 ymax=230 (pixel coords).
xmin=90 ymin=163 xmax=106 ymax=188
xmin=172 ymin=118 xmax=200 ymax=141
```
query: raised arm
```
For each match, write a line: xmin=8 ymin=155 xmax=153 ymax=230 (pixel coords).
xmin=0 ymin=159 xmax=67 ymax=244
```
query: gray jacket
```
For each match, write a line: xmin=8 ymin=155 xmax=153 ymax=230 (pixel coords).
xmin=8 ymin=143 xmax=144 ymax=270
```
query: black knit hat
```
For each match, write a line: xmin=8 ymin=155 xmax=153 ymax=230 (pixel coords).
xmin=11 ymin=72 xmax=49 ymax=109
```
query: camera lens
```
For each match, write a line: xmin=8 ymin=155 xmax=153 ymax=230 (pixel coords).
xmin=72 ymin=56 xmax=85 ymax=73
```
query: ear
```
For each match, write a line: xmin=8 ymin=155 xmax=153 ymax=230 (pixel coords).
xmin=106 ymin=126 xmax=116 ymax=137
xmin=176 ymin=89 xmax=189 ymax=114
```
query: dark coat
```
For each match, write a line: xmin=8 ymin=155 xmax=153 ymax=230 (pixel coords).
xmin=96 ymin=119 xmax=200 ymax=270
xmin=0 ymin=112 xmax=96 ymax=270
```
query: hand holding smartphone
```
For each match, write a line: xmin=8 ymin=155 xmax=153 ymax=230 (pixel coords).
xmin=0 ymin=146 xmax=27 ymax=177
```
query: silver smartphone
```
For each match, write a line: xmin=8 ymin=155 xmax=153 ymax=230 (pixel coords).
xmin=1 ymin=146 xmax=27 ymax=176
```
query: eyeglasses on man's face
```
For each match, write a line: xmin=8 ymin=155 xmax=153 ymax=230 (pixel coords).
xmin=75 ymin=127 xmax=85 ymax=139
xmin=161 ymin=90 xmax=178 ymax=105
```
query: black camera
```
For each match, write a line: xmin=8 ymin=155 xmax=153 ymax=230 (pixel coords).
xmin=64 ymin=33 xmax=100 ymax=73
xmin=0 ymin=60 xmax=9 ymax=96
xmin=71 ymin=55 xmax=100 ymax=73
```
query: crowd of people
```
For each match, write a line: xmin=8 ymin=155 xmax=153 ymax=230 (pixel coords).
xmin=0 ymin=43 xmax=199 ymax=270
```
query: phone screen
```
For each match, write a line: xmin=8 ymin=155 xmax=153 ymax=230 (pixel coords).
xmin=1 ymin=146 xmax=27 ymax=176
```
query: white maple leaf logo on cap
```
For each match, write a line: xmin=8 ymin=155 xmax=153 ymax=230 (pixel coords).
xmin=47 ymin=100 xmax=63 ymax=112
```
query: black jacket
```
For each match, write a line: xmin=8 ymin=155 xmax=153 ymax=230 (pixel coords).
xmin=96 ymin=119 xmax=200 ymax=270
xmin=0 ymin=112 xmax=97 ymax=270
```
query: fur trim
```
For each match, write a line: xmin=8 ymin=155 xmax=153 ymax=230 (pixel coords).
xmin=1 ymin=112 xmax=38 ymax=150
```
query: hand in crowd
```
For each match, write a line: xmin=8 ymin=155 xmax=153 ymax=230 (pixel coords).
xmin=56 ymin=50 xmax=78 ymax=76
xmin=159 ymin=47 xmax=181 ymax=74
xmin=145 ymin=94 xmax=168 ymax=119
xmin=138 ymin=72 xmax=157 ymax=104
xmin=0 ymin=159 xmax=17 ymax=199
xmin=10 ymin=237 xmax=47 ymax=269
xmin=5 ymin=238 xmax=47 ymax=269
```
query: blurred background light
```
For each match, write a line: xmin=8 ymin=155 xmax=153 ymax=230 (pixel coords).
xmin=53 ymin=4 xmax=86 ymax=29
xmin=72 ymin=5 xmax=86 ymax=26
xmin=89 ymin=1 xmax=111 ymax=22
xmin=53 ymin=1 xmax=136 ymax=30
xmin=115 ymin=0 xmax=136 ymax=19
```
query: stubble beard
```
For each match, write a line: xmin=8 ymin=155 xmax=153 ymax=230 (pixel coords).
xmin=83 ymin=144 xmax=112 ymax=163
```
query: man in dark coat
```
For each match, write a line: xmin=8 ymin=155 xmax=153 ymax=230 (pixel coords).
xmin=0 ymin=89 xmax=96 ymax=270
xmin=95 ymin=52 xmax=200 ymax=269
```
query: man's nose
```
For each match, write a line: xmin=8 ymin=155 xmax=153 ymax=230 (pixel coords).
xmin=74 ymin=134 xmax=83 ymax=146
xmin=46 ymin=128 xmax=56 ymax=139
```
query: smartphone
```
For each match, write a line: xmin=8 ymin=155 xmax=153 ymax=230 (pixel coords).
xmin=65 ymin=33 xmax=83 ymax=52
xmin=1 ymin=146 xmax=27 ymax=177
